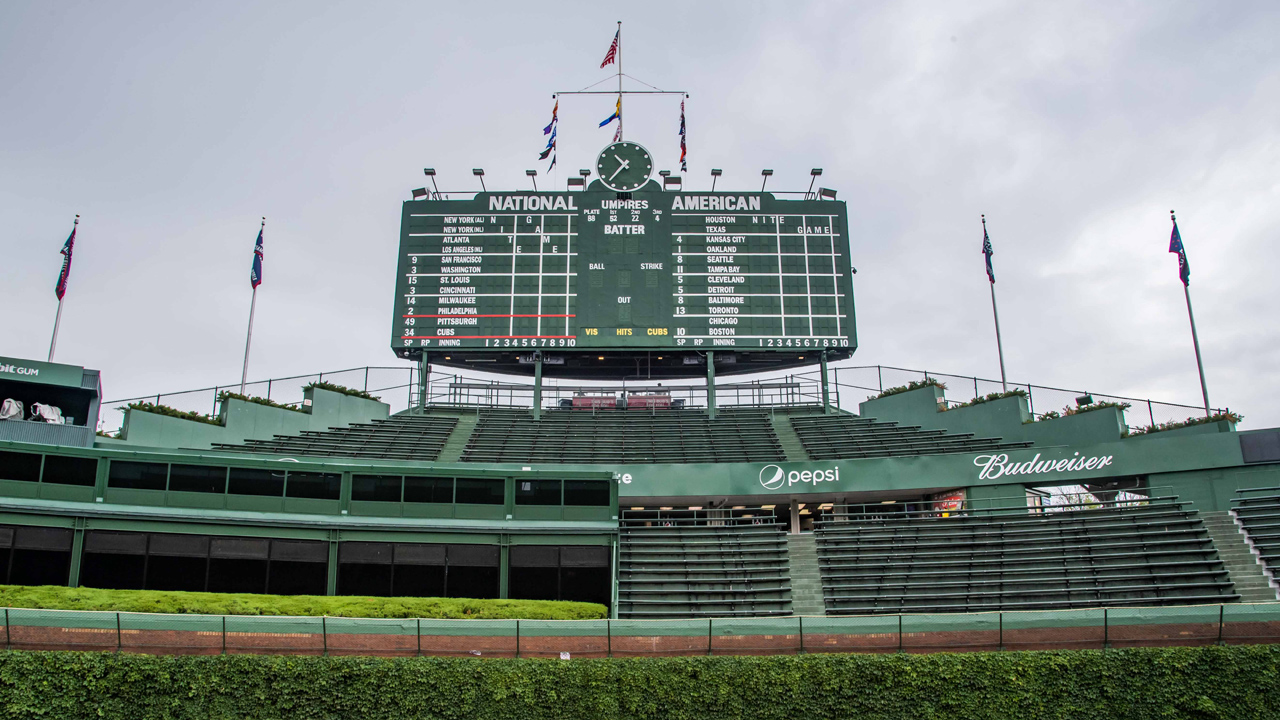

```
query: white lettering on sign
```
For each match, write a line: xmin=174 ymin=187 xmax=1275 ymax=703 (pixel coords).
xmin=0 ymin=364 xmax=39 ymax=377
xmin=758 ymin=464 xmax=841 ymax=490
xmin=671 ymin=196 xmax=763 ymax=211
xmin=604 ymin=224 xmax=646 ymax=235
xmin=973 ymin=452 xmax=1115 ymax=481
xmin=487 ymin=196 xmax=579 ymax=212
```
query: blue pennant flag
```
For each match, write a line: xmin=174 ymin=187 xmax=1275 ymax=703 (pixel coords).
xmin=981 ymin=218 xmax=995 ymax=283
xmin=250 ymin=225 xmax=264 ymax=289
xmin=600 ymin=96 xmax=620 ymax=127
xmin=1169 ymin=215 xmax=1190 ymax=286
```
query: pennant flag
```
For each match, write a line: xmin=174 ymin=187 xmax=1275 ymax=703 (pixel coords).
xmin=543 ymin=99 xmax=558 ymax=135
xmin=250 ymin=226 xmax=264 ymax=289
xmin=981 ymin=218 xmax=995 ymax=283
xmin=599 ymin=96 xmax=620 ymax=127
xmin=544 ymin=126 xmax=556 ymax=148
xmin=539 ymin=144 xmax=554 ymax=161
xmin=547 ymin=154 xmax=556 ymax=172
xmin=613 ymin=124 xmax=622 ymax=142
xmin=1169 ymin=215 xmax=1190 ymax=286
xmin=54 ymin=219 xmax=77 ymax=301
xmin=679 ymin=99 xmax=688 ymax=172
xmin=600 ymin=29 xmax=619 ymax=68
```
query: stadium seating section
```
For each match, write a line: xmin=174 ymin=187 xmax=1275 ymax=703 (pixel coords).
xmin=214 ymin=414 xmax=458 ymax=461
xmin=618 ymin=510 xmax=792 ymax=618
xmin=816 ymin=496 xmax=1239 ymax=614
xmin=791 ymin=413 xmax=1032 ymax=460
xmin=461 ymin=408 xmax=786 ymax=464
xmin=1233 ymin=487 xmax=1280 ymax=578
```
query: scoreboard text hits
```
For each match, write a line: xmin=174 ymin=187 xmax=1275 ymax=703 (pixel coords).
xmin=391 ymin=187 xmax=856 ymax=362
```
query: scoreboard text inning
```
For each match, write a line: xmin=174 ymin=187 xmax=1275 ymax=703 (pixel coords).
xmin=391 ymin=187 xmax=855 ymax=358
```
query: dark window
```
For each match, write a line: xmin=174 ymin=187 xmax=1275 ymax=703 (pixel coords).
xmin=564 ymin=480 xmax=611 ymax=506
xmin=269 ymin=560 xmax=327 ymax=595
xmin=403 ymin=476 xmax=453 ymax=503
xmin=0 ymin=451 xmax=41 ymax=482
xmin=352 ymin=474 xmax=402 ymax=502
xmin=41 ymin=455 xmax=97 ymax=486
xmin=285 ymin=472 xmax=341 ymax=500
xmin=455 ymin=477 xmax=504 ymax=505
xmin=447 ymin=566 xmax=499 ymax=599
xmin=146 ymin=555 xmax=207 ymax=592
xmin=11 ymin=550 xmax=70 ymax=585
xmin=228 ymin=468 xmax=285 ymax=496
xmin=208 ymin=559 xmax=267 ymax=593
xmin=108 ymin=461 xmax=168 ymax=491
xmin=516 ymin=479 xmax=562 ymax=506
xmin=168 ymin=465 xmax=227 ymax=494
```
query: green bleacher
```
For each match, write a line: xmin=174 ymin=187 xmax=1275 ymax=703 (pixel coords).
xmin=790 ymin=413 xmax=1032 ymax=460
xmin=816 ymin=496 xmax=1238 ymax=614
xmin=212 ymin=414 xmax=459 ymax=461
xmin=1232 ymin=487 xmax=1280 ymax=577
xmin=618 ymin=508 xmax=792 ymax=618
xmin=461 ymin=408 xmax=785 ymax=464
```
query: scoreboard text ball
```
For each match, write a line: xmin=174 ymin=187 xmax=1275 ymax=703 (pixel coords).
xmin=392 ymin=185 xmax=856 ymax=359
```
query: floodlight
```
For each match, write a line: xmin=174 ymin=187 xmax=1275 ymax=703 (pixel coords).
xmin=526 ymin=169 xmax=538 ymax=191
xmin=423 ymin=169 xmax=440 ymax=198
xmin=710 ymin=168 xmax=722 ymax=191
xmin=580 ymin=169 xmax=591 ymax=177
xmin=807 ymin=168 xmax=823 ymax=198
xmin=568 ymin=177 xmax=585 ymax=189
xmin=411 ymin=188 xmax=428 ymax=200
xmin=818 ymin=187 xmax=837 ymax=200
xmin=659 ymin=170 xmax=671 ymax=177
xmin=1076 ymin=394 xmax=1094 ymax=407
xmin=472 ymin=168 xmax=486 ymax=192
xmin=663 ymin=175 xmax=682 ymax=191
xmin=760 ymin=169 xmax=774 ymax=192
xmin=423 ymin=168 xmax=436 ymax=176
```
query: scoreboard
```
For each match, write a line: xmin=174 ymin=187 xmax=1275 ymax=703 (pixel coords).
xmin=391 ymin=181 xmax=856 ymax=376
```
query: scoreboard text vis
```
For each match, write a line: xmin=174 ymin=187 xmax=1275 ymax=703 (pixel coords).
xmin=391 ymin=187 xmax=856 ymax=361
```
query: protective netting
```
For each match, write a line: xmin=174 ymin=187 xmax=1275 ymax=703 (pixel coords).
xmin=1 ymin=603 xmax=1276 ymax=657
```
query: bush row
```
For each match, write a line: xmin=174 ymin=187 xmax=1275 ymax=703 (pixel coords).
xmin=0 ymin=585 xmax=606 ymax=620
xmin=0 ymin=646 xmax=1275 ymax=719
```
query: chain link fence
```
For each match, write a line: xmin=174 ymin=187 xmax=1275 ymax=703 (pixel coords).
xmin=4 ymin=603 xmax=1277 ymax=658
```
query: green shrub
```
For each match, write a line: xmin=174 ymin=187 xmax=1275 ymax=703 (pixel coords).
xmin=946 ymin=388 xmax=1026 ymax=411
xmin=0 ymin=646 xmax=1275 ymax=719
xmin=307 ymin=380 xmax=381 ymax=402
xmin=0 ymin=585 xmax=604 ymax=620
xmin=1129 ymin=410 xmax=1244 ymax=436
xmin=216 ymin=391 xmax=304 ymax=413
xmin=125 ymin=402 xmax=222 ymax=426
xmin=867 ymin=378 xmax=947 ymax=402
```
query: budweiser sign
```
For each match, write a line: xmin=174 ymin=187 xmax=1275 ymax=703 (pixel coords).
xmin=974 ymin=452 xmax=1114 ymax=481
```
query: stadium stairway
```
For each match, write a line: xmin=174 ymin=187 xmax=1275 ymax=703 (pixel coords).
xmin=785 ymin=533 xmax=826 ymax=615
xmin=1231 ymin=487 xmax=1280 ymax=599
xmin=617 ymin=510 xmax=793 ymax=619
xmin=434 ymin=412 xmax=479 ymax=462
xmin=770 ymin=412 xmax=811 ymax=462
xmin=1200 ymin=511 xmax=1278 ymax=602
xmin=789 ymin=412 xmax=1033 ymax=461
xmin=815 ymin=495 xmax=1240 ymax=614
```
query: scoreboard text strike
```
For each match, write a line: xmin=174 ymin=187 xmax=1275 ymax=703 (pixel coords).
xmin=392 ymin=189 xmax=855 ymax=356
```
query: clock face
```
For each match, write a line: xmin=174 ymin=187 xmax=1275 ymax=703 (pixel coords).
xmin=595 ymin=141 xmax=653 ymax=192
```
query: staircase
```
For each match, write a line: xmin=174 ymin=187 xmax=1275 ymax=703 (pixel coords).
xmin=786 ymin=533 xmax=826 ymax=615
xmin=1201 ymin=511 xmax=1278 ymax=602
xmin=434 ymin=412 xmax=478 ymax=462
xmin=771 ymin=413 xmax=811 ymax=462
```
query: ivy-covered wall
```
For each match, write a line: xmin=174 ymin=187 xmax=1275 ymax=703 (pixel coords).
xmin=0 ymin=646 xmax=1275 ymax=719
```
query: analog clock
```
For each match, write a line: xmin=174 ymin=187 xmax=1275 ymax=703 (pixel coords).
xmin=594 ymin=141 xmax=653 ymax=192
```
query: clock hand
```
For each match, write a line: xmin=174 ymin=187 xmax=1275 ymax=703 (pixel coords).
xmin=608 ymin=161 xmax=627 ymax=181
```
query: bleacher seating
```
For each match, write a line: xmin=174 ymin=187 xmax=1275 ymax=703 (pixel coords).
xmin=791 ymin=413 xmax=1032 ymax=460
xmin=1232 ymin=487 xmax=1280 ymax=576
xmin=212 ymin=414 xmax=458 ymax=461
xmin=618 ymin=509 xmax=792 ymax=618
xmin=462 ymin=408 xmax=785 ymax=464
xmin=816 ymin=496 xmax=1238 ymax=614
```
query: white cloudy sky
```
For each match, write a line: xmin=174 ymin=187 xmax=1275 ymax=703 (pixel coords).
xmin=2 ymin=1 xmax=1278 ymax=430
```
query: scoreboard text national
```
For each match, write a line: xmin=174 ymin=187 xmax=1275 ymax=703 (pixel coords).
xmin=392 ymin=177 xmax=856 ymax=377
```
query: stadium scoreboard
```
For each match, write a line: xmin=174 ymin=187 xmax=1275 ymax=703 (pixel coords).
xmin=392 ymin=178 xmax=856 ymax=376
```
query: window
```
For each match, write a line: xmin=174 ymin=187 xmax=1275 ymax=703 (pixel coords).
xmin=108 ymin=461 xmax=168 ymax=491
xmin=404 ymin=476 xmax=453 ymax=504
xmin=285 ymin=472 xmax=341 ymax=500
xmin=516 ymin=479 xmax=561 ymax=506
xmin=0 ymin=451 xmax=41 ymax=482
xmin=168 ymin=465 xmax=227 ymax=494
xmin=454 ymin=477 xmax=504 ymax=505
xmin=352 ymin=474 xmax=402 ymax=502
xmin=564 ymin=480 xmax=611 ymax=506
xmin=41 ymin=455 xmax=97 ymax=486
xmin=228 ymin=468 xmax=285 ymax=497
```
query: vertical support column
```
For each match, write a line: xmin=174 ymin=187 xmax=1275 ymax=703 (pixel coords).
xmin=416 ymin=352 xmax=429 ymax=409
xmin=68 ymin=517 xmax=86 ymax=588
xmin=706 ymin=351 xmax=717 ymax=420
xmin=325 ymin=531 xmax=339 ymax=596
xmin=820 ymin=351 xmax=831 ymax=414
xmin=499 ymin=536 xmax=510 ymax=600
xmin=532 ymin=351 xmax=543 ymax=420
xmin=790 ymin=501 xmax=801 ymax=535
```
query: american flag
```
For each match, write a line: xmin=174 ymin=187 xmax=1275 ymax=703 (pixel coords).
xmin=54 ymin=218 xmax=77 ymax=300
xmin=250 ymin=225 xmax=264 ymax=289
xmin=600 ymin=29 xmax=619 ymax=68
xmin=981 ymin=217 xmax=995 ymax=283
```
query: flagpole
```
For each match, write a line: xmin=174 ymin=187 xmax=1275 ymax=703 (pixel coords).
xmin=989 ymin=281 xmax=1008 ymax=392
xmin=240 ymin=217 xmax=264 ymax=395
xmin=616 ymin=20 xmax=623 ymax=141
xmin=48 ymin=215 xmax=78 ymax=363
xmin=1172 ymin=211 xmax=1211 ymax=417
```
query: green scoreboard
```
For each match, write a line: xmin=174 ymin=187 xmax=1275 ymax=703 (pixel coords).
xmin=392 ymin=162 xmax=855 ymax=377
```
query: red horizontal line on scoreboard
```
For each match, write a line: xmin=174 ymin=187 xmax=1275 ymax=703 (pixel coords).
xmin=403 ymin=335 xmax=576 ymax=339
xmin=402 ymin=314 xmax=576 ymax=318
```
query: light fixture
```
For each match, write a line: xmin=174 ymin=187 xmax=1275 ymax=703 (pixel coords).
xmin=424 ymin=168 xmax=440 ymax=199
xmin=663 ymin=175 xmax=682 ymax=191
xmin=598 ymin=356 xmax=605 ymax=360
xmin=1076 ymin=394 xmax=1094 ymax=407
xmin=580 ymin=169 xmax=591 ymax=177
xmin=568 ymin=177 xmax=585 ymax=189
xmin=880 ymin=500 xmax=896 ymax=504
xmin=710 ymin=168 xmax=722 ymax=191
xmin=807 ymin=168 xmax=823 ymax=199
xmin=526 ymin=169 xmax=538 ymax=191
xmin=761 ymin=504 xmax=775 ymax=510
xmin=760 ymin=169 xmax=773 ymax=192
xmin=411 ymin=188 xmax=428 ymax=200
xmin=472 ymin=168 xmax=486 ymax=192
xmin=819 ymin=187 xmax=837 ymax=200
xmin=659 ymin=170 xmax=671 ymax=178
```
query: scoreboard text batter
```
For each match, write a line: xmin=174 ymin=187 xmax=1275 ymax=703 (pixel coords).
xmin=392 ymin=189 xmax=854 ymax=354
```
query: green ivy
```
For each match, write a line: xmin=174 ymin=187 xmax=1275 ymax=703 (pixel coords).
xmin=0 ymin=646 xmax=1275 ymax=719
xmin=0 ymin=585 xmax=605 ymax=620
xmin=868 ymin=378 xmax=948 ymax=402
xmin=307 ymin=380 xmax=381 ymax=402
xmin=125 ymin=402 xmax=222 ymax=426
xmin=946 ymin=388 xmax=1027 ymax=411
xmin=1129 ymin=411 xmax=1244 ymax=436
xmin=217 ymin=391 xmax=305 ymax=413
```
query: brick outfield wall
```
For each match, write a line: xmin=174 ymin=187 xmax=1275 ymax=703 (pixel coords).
xmin=5 ymin=621 xmax=1278 ymax=658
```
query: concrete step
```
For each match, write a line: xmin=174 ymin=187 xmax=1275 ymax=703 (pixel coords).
xmin=786 ymin=533 xmax=827 ymax=616
xmin=1200 ymin=511 xmax=1278 ymax=602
